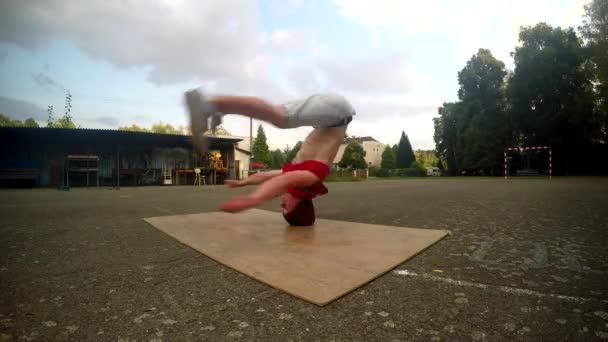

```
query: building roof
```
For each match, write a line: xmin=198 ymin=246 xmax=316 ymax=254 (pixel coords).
xmin=235 ymin=147 xmax=251 ymax=155
xmin=0 ymin=127 xmax=242 ymax=149
xmin=343 ymin=136 xmax=380 ymax=144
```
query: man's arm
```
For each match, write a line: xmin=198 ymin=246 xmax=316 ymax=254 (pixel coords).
xmin=221 ymin=170 xmax=319 ymax=212
xmin=224 ymin=170 xmax=283 ymax=187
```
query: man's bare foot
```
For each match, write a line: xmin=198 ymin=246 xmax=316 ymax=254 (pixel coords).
xmin=185 ymin=89 xmax=214 ymax=154
xmin=221 ymin=196 xmax=261 ymax=213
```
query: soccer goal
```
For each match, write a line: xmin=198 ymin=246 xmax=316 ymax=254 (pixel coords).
xmin=504 ymin=146 xmax=552 ymax=179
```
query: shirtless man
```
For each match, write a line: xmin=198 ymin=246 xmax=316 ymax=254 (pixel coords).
xmin=185 ymin=90 xmax=355 ymax=225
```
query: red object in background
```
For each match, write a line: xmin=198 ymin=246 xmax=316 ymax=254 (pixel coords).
xmin=251 ymin=162 xmax=266 ymax=169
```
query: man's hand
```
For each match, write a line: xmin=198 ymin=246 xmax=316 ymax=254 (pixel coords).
xmin=224 ymin=170 xmax=283 ymax=188
xmin=220 ymin=195 xmax=261 ymax=213
xmin=224 ymin=179 xmax=244 ymax=188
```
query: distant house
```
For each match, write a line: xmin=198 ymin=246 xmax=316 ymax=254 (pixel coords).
xmin=333 ymin=136 xmax=385 ymax=168
xmin=0 ymin=127 xmax=243 ymax=187
xmin=207 ymin=133 xmax=251 ymax=179
xmin=426 ymin=166 xmax=441 ymax=176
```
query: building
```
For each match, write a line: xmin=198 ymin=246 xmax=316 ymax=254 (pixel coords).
xmin=0 ymin=127 xmax=243 ymax=187
xmin=212 ymin=134 xmax=251 ymax=179
xmin=333 ymin=136 xmax=386 ymax=168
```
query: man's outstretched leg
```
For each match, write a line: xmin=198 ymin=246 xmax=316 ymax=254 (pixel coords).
xmin=185 ymin=90 xmax=288 ymax=153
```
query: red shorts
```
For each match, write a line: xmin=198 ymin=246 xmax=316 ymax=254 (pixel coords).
xmin=281 ymin=160 xmax=330 ymax=199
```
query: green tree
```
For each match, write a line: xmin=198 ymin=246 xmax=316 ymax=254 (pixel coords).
xmin=49 ymin=116 xmax=77 ymax=128
xmin=380 ymin=145 xmax=395 ymax=169
xmin=434 ymin=102 xmax=462 ymax=175
xmin=46 ymin=91 xmax=78 ymax=128
xmin=0 ymin=114 xmax=23 ymax=127
xmin=415 ymin=150 xmax=439 ymax=168
xmin=508 ymin=23 xmax=597 ymax=174
xmin=339 ymin=142 xmax=367 ymax=169
xmin=63 ymin=90 xmax=73 ymax=122
xmin=285 ymin=141 xmax=302 ymax=162
xmin=47 ymin=105 xmax=54 ymax=127
xmin=269 ymin=149 xmax=285 ymax=169
xmin=118 ymin=124 xmax=150 ymax=132
xmin=580 ymin=0 xmax=608 ymax=142
xmin=252 ymin=124 xmax=271 ymax=165
xmin=457 ymin=48 xmax=509 ymax=174
xmin=396 ymin=131 xmax=415 ymax=168
xmin=0 ymin=114 xmax=39 ymax=127
xmin=150 ymin=122 xmax=183 ymax=134
xmin=23 ymin=118 xmax=39 ymax=127
xmin=0 ymin=114 xmax=10 ymax=126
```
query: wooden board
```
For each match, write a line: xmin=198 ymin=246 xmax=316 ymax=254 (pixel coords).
xmin=144 ymin=209 xmax=449 ymax=306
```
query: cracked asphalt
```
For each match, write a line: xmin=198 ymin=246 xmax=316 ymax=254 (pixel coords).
xmin=1 ymin=178 xmax=607 ymax=341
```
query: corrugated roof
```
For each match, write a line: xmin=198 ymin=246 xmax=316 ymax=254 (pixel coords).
xmin=344 ymin=136 xmax=380 ymax=144
xmin=0 ymin=126 xmax=243 ymax=141
xmin=0 ymin=126 xmax=242 ymax=150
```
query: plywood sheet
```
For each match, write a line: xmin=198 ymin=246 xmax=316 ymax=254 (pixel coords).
xmin=144 ymin=209 xmax=449 ymax=306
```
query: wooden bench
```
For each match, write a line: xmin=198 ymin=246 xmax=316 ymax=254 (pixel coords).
xmin=0 ymin=168 xmax=41 ymax=180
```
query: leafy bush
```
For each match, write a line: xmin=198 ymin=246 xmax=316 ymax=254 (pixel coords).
xmin=376 ymin=165 xmax=426 ymax=177
xmin=376 ymin=168 xmax=393 ymax=177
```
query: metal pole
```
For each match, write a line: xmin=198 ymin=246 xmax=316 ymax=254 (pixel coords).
xmin=249 ymin=116 xmax=253 ymax=174
xmin=116 ymin=144 xmax=120 ymax=189
xmin=504 ymin=149 xmax=507 ymax=179
xmin=549 ymin=148 xmax=552 ymax=180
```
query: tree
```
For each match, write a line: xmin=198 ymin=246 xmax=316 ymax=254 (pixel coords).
xmin=0 ymin=114 xmax=39 ymax=127
xmin=49 ymin=116 xmax=77 ymax=129
xmin=508 ymin=23 xmax=597 ymax=174
xmin=339 ymin=142 xmax=367 ymax=169
xmin=150 ymin=122 xmax=184 ymax=134
xmin=392 ymin=144 xmax=398 ymax=161
xmin=47 ymin=105 xmax=54 ymax=127
xmin=415 ymin=150 xmax=439 ymax=168
xmin=580 ymin=0 xmax=608 ymax=142
xmin=47 ymin=91 xmax=77 ymax=128
xmin=380 ymin=145 xmax=395 ymax=169
xmin=0 ymin=114 xmax=10 ymax=126
xmin=285 ymin=141 xmax=302 ymax=162
xmin=118 ymin=124 xmax=149 ymax=132
xmin=23 ymin=118 xmax=39 ymax=127
xmin=63 ymin=90 xmax=73 ymax=122
xmin=457 ymin=48 xmax=509 ymax=174
xmin=269 ymin=149 xmax=285 ymax=169
xmin=396 ymin=131 xmax=415 ymax=168
xmin=252 ymin=124 xmax=271 ymax=165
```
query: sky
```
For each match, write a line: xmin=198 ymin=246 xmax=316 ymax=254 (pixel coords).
xmin=0 ymin=0 xmax=588 ymax=150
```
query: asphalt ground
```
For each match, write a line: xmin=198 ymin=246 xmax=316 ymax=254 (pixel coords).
xmin=1 ymin=178 xmax=607 ymax=341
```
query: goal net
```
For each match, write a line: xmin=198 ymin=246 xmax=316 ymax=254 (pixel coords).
xmin=504 ymin=146 xmax=552 ymax=179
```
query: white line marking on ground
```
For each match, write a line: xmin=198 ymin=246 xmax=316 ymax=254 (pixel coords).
xmin=393 ymin=269 xmax=607 ymax=304
xmin=151 ymin=206 xmax=174 ymax=214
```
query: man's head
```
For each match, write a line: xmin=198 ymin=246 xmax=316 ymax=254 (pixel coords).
xmin=281 ymin=193 xmax=316 ymax=226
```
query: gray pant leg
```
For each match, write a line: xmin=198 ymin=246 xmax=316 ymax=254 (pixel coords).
xmin=284 ymin=93 xmax=355 ymax=128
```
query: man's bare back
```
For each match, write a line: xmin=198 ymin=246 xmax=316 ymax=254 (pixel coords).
xmin=293 ymin=126 xmax=348 ymax=165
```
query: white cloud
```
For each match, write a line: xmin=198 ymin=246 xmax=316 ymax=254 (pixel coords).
xmin=331 ymin=0 xmax=588 ymax=68
xmin=0 ymin=96 xmax=47 ymax=121
xmin=266 ymin=0 xmax=305 ymax=17
xmin=4 ymin=0 xmax=584 ymax=152
xmin=0 ymin=0 xmax=267 ymax=87
xmin=331 ymin=0 xmax=444 ymax=34
xmin=270 ymin=30 xmax=312 ymax=52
